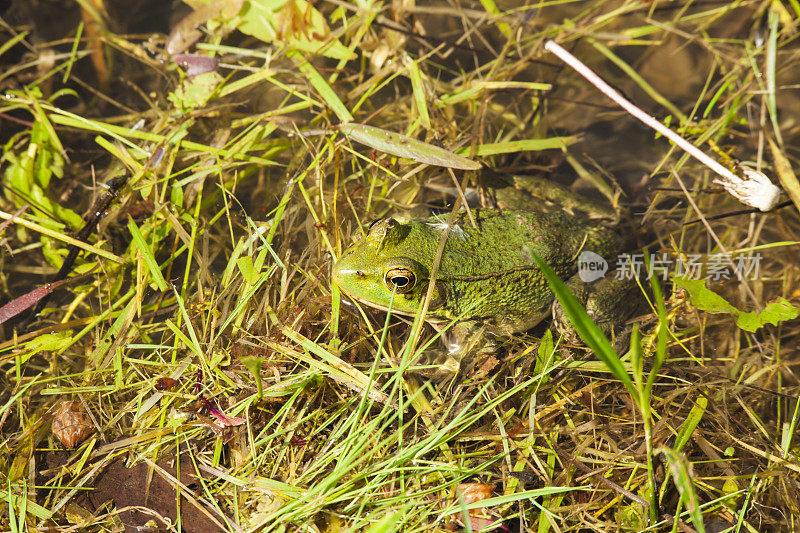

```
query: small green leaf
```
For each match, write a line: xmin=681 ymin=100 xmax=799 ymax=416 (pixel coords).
xmin=440 ymin=81 xmax=552 ymax=106
xmin=168 ymin=71 xmax=223 ymax=112
xmin=457 ymin=137 xmax=575 ymax=157
xmin=736 ymin=298 xmax=799 ymax=332
xmin=673 ymin=276 xmax=799 ymax=332
xmin=27 ymin=332 xmax=74 ymax=356
xmin=535 ymin=329 xmax=554 ymax=381
xmin=41 ymin=234 xmax=68 ymax=269
xmin=238 ymin=0 xmax=354 ymax=60
xmin=338 ymin=123 xmax=481 ymax=170
xmin=237 ymin=256 xmax=256 ymax=284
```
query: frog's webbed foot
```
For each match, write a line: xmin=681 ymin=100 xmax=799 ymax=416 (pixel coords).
xmin=404 ymin=322 xmax=500 ymax=382
xmin=405 ymin=349 xmax=461 ymax=382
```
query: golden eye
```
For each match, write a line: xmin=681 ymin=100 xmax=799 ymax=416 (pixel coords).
xmin=384 ymin=267 xmax=416 ymax=293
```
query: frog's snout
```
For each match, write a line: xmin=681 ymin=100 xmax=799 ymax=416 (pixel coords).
xmin=331 ymin=249 xmax=365 ymax=289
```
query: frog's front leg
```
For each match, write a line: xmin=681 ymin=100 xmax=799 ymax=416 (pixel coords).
xmin=405 ymin=321 xmax=496 ymax=381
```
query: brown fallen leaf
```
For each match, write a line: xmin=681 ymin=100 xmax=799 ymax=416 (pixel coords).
xmin=40 ymin=450 xmax=232 ymax=533
xmin=472 ymin=355 xmax=500 ymax=380
xmin=154 ymin=377 xmax=181 ymax=391
xmin=457 ymin=482 xmax=495 ymax=505
xmin=451 ymin=483 xmax=509 ymax=532
xmin=0 ymin=269 xmax=97 ymax=325
xmin=52 ymin=400 xmax=93 ymax=449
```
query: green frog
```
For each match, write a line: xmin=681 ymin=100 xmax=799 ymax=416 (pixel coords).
xmin=332 ymin=175 xmax=642 ymax=376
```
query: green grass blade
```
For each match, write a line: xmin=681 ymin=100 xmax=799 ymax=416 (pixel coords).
xmin=407 ymin=60 xmax=430 ymax=128
xmin=531 ymin=253 xmax=638 ymax=400
xmin=289 ymin=49 xmax=353 ymax=122
xmin=658 ymin=448 xmax=707 ymax=533
xmin=674 ymin=396 xmax=707 ymax=453
xmin=458 ymin=137 xmax=575 ymax=156
xmin=339 ymin=123 xmax=481 ymax=170
xmin=127 ymin=217 xmax=168 ymax=292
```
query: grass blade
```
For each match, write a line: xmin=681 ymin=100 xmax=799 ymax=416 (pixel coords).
xmin=339 ymin=123 xmax=481 ymax=170
xmin=531 ymin=253 xmax=637 ymax=399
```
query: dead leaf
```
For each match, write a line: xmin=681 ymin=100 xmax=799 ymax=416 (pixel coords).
xmin=40 ymin=450 xmax=231 ymax=533
xmin=52 ymin=401 xmax=93 ymax=448
xmin=457 ymin=483 xmax=495 ymax=505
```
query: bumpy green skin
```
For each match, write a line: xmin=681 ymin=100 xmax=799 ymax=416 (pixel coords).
xmin=333 ymin=208 xmax=624 ymax=334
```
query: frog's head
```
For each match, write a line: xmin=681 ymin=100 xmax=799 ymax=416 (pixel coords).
xmin=332 ymin=218 xmax=443 ymax=317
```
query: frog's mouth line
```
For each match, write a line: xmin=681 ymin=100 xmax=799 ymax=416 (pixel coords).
xmin=345 ymin=297 xmax=456 ymax=331
xmin=337 ymin=287 xmax=418 ymax=318
xmin=336 ymin=283 xmax=450 ymax=322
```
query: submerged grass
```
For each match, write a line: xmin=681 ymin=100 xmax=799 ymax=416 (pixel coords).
xmin=2 ymin=0 xmax=800 ymax=531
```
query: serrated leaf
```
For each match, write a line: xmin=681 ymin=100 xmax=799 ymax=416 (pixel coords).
xmin=736 ymin=298 xmax=799 ymax=331
xmin=673 ymin=276 xmax=799 ymax=332
xmin=672 ymin=277 xmax=737 ymax=314
xmin=338 ymin=123 xmax=481 ymax=170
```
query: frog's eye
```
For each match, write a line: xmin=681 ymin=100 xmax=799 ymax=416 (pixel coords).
xmin=384 ymin=267 xmax=416 ymax=293
xmin=367 ymin=218 xmax=398 ymax=237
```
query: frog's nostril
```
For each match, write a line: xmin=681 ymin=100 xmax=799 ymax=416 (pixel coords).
xmin=355 ymin=270 xmax=366 ymax=277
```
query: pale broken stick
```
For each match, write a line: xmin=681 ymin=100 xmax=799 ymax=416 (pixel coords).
xmin=544 ymin=40 xmax=781 ymax=212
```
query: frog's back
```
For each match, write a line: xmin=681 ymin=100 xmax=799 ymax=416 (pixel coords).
xmin=420 ymin=209 xmax=623 ymax=331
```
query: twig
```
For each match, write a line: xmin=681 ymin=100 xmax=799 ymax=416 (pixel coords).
xmin=552 ymin=441 xmax=650 ymax=509
xmin=544 ymin=40 xmax=781 ymax=211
